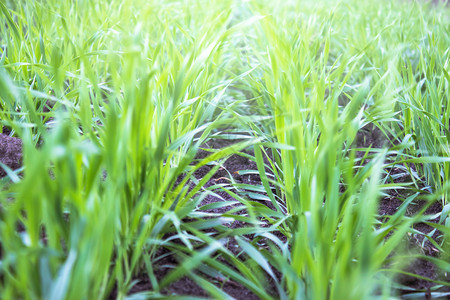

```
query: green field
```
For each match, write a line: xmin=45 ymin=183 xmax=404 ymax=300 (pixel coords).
xmin=0 ymin=0 xmax=449 ymax=299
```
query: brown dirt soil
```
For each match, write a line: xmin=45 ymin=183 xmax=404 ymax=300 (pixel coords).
xmin=0 ymin=133 xmax=22 ymax=177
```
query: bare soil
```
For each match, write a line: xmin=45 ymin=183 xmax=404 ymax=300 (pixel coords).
xmin=0 ymin=132 xmax=22 ymax=178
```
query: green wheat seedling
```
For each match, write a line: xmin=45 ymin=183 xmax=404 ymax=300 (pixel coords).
xmin=0 ymin=0 xmax=258 ymax=299
xmin=241 ymin=0 xmax=450 ymax=298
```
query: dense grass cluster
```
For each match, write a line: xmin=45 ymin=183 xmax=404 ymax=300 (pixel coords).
xmin=0 ymin=0 xmax=449 ymax=299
